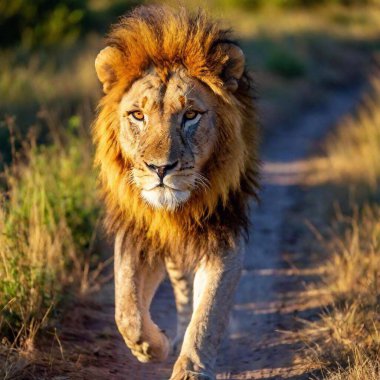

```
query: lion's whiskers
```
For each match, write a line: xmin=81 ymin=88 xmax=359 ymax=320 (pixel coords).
xmin=193 ymin=173 xmax=210 ymax=191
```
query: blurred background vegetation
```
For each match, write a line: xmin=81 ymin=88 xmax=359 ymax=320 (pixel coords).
xmin=2 ymin=0 xmax=380 ymax=163
xmin=1 ymin=0 xmax=380 ymax=379
xmin=0 ymin=0 xmax=376 ymax=50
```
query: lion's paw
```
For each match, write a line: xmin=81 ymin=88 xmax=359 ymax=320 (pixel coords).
xmin=170 ymin=370 xmax=214 ymax=380
xmin=126 ymin=330 xmax=170 ymax=363
xmin=169 ymin=356 xmax=215 ymax=380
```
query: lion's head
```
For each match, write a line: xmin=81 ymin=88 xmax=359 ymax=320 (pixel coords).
xmin=93 ymin=5 xmax=259 ymax=246
xmin=115 ymin=68 xmax=229 ymax=210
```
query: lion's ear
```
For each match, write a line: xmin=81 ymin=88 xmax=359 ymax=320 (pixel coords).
xmin=95 ymin=46 xmax=123 ymax=94
xmin=219 ymin=43 xmax=245 ymax=93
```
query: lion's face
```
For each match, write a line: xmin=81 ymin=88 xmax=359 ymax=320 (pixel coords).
xmin=118 ymin=69 xmax=217 ymax=210
xmin=94 ymin=13 xmax=252 ymax=218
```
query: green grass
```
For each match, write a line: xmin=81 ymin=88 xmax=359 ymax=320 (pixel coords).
xmin=0 ymin=116 xmax=100 ymax=353
xmin=265 ymin=47 xmax=306 ymax=78
xmin=3 ymin=2 xmax=380 ymax=143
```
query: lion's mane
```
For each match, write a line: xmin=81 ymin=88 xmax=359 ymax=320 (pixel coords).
xmin=93 ymin=5 xmax=259 ymax=267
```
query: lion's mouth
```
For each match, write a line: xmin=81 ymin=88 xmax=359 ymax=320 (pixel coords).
xmin=143 ymin=181 xmax=185 ymax=192
xmin=141 ymin=186 xmax=191 ymax=210
xmin=154 ymin=183 xmax=181 ymax=191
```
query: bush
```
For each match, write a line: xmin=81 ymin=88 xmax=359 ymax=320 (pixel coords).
xmin=265 ymin=47 xmax=306 ymax=78
xmin=0 ymin=0 xmax=87 ymax=49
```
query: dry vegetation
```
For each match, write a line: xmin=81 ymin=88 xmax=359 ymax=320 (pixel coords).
xmin=0 ymin=115 xmax=101 ymax=378
xmin=314 ymin=74 xmax=380 ymax=191
xmin=299 ymin=75 xmax=380 ymax=379
xmin=3 ymin=3 xmax=380 ymax=136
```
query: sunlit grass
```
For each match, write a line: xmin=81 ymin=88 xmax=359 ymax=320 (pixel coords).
xmin=0 ymin=38 xmax=101 ymax=110
xmin=299 ymin=74 xmax=380 ymax=378
xmin=2 ymin=3 xmax=380 ymax=114
xmin=0 ymin=116 xmax=100 ymax=361
xmin=229 ymin=3 xmax=380 ymax=40
xmin=300 ymin=207 xmax=380 ymax=379
xmin=322 ymin=350 xmax=380 ymax=380
xmin=319 ymin=75 xmax=380 ymax=191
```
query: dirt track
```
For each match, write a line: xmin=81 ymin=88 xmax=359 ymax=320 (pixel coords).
xmin=58 ymin=85 xmax=363 ymax=380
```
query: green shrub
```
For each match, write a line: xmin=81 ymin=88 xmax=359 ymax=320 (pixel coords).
xmin=0 ymin=0 xmax=87 ymax=49
xmin=265 ymin=47 xmax=306 ymax=78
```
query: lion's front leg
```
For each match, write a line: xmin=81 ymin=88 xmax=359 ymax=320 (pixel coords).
xmin=170 ymin=244 xmax=243 ymax=380
xmin=114 ymin=232 xmax=170 ymax=363
xmin=166 ymin=258 xmax=194 ymax=354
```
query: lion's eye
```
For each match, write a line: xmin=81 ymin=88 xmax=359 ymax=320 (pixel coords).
xmin=184 ymin=110 xmax=198 ymax=121
xmin=130 ymin=111 xmax=145 ymax=121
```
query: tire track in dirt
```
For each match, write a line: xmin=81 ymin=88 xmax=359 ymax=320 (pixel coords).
xmin=61 ymin=85 xmax=363 ymax=380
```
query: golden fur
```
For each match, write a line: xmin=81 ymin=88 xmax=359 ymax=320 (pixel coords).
xmin=93 ymin=5 xmax=259 ymax=267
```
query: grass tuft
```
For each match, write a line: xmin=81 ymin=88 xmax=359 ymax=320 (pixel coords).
xmin=322 ymin=75 xmax=380 ymax=190
xmin=303 ymin=207 xmax=380 ymax=374
xmin=0 ymin=119 xmax=100 ymax=354
xmin=299 ymin=73 xmax=380 ymax=379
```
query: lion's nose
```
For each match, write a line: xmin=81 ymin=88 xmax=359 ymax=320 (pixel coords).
xmin=145 ymin=160 xmax=179 ymax=180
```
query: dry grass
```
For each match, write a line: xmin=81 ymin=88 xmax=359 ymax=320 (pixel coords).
xmin=0 ymin=114 xmax=100 ymax=377
xmin=0 ymin=38 xmax=101 ymax=110
xmin=313 ymin=74 xmax=380 ymax=191
xmin=318 ymin=347 xmax=380 ymax=380
xmin=3 ymin=3 xmax=380 ymax=131
xmin=299 ymin=74 xmax=380 ymax=379
xmin=302 ymin=207 xmax=380 ymax=377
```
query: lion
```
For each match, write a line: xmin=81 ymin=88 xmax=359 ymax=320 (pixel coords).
xmin=93 ymin=5 xmax=259 ymax=380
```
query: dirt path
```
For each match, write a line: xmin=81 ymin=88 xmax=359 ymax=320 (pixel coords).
xmin=58 ymin=85 xmax=363 ymax=380
xmin=216 ymin=85 xmax=362 ymax=379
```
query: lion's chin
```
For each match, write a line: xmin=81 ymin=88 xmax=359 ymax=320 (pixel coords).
xmin=141 ymin=187 xmax=191 ymax=211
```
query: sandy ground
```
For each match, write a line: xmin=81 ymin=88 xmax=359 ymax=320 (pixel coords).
xmin=52 ymin=85 xmax=363 ymax=380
